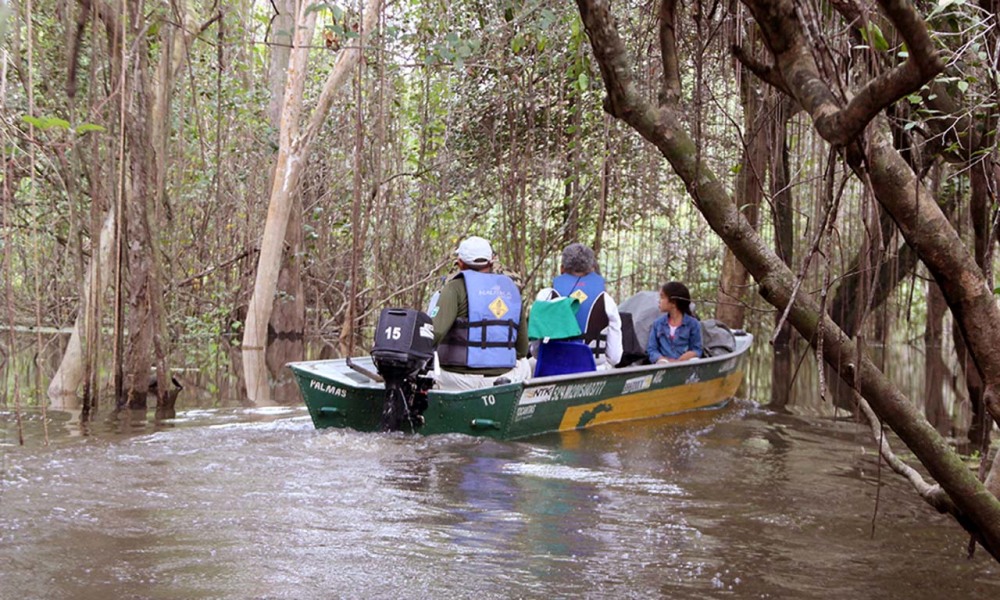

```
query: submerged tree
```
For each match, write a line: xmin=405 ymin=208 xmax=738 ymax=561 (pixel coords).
xmin=242 ymin=0 xmax=382 ymax=405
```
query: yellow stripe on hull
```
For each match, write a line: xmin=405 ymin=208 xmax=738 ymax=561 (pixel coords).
xmin=557 ymin=369 xmax=744 ymax=432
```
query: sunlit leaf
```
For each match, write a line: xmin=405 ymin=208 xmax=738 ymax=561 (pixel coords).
xmin=512 ymin=35 xmax=525 ymax=54
xmin=868 ymin=23 xmax=889 ymax=52
xmin=22 ymin=115 xmax=71 ymax=131
xmin=75 ymin=123 xmax=106 ymax=134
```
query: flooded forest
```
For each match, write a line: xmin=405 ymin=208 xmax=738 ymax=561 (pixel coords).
xmin=4 ymin=0 xmax=1000 ymax=593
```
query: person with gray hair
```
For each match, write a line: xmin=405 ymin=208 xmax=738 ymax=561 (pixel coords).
xmin=560 ymin=242 xmax=598 ymax=275
xmin=549 ymin=243 xmax=623 ymax=368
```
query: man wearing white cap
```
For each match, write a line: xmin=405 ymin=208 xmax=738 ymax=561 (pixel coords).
xmin=430 ymin=236 xmax=531 ymax=390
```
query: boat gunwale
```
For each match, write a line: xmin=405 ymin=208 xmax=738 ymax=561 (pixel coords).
xmin=520 ymin=333 xmax=752 ymax=388
xmin=288 ymin=333 xmax=752 ymax=396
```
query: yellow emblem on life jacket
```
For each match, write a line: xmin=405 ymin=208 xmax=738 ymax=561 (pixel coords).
xmin=570 ymin=289 xmax=588 ymax=303
xmin=489 ymin=296 xmax=509 ymax=319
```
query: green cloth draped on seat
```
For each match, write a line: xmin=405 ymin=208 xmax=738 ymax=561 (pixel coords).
xmin=528 ymin=297 xmax=582 ymax=340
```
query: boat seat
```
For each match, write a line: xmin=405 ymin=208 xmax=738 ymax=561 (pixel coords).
xmin=533 ymin=340 xmax=597 ymax=378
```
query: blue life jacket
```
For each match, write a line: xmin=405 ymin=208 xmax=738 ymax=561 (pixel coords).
xmin=553 ymin=272 xmax=610 ymax=352
xmin=438 ymin=270 xmax=522 ymax=369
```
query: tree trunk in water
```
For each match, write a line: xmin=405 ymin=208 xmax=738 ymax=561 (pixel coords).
xmin=266 ymin=202 xmax=306 ymax=403
xmin=924 ymin=281 xmax=950 ymax=436
xmin=963 ymin=158 xmax=993 ymax=449
xmin=716 ymin=68 xmax=764 ymax=329
xmin=265 ymin=0 xmax=305 ymax=404
xmin=143 ymin=0 xmax=202 ymax=414
xmin=121 ymin=0 xmax=208 ymax=411
xmin=242 ymin=0 xmax=382 ymax=404
xmin=769 ymin=98 xmax=794 ymax=411
xmin=119 ymin=0 xmax=159 ymax=411
xmin=47 ymin=209 xmax=115 ymax=400
xmin=244 ymin=4 xmax=317 ymax=405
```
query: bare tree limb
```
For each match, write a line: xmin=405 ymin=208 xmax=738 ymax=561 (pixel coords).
xmin=743 ymin=0 xmax=944 ymax=146
xmin=658 ymin=0 xmax=682 ymax=104
xmin=731 ymin=44 xmax=793 ymax=96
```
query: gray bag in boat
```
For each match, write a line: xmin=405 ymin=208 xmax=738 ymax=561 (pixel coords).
xmin=700 ymin=318 xmax=736 ymax=357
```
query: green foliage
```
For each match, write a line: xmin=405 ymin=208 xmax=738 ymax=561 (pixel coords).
xmin=928 ymin=0 xmax=967 ymax=20
xmin=859 ymin=22 xmax=890 ymax=52
xmin=0 ymin=4 xmax=10 ymax=43
xmin=22 ymin=114 xmax=70 ymax=131
xmin=429 ymin=32 xmax=479 ymax=69
xmin=74 ymin=123 xmax=106 ymax=135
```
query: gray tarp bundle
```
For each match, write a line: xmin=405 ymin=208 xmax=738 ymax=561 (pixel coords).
xmin=616 ymin=290 xmax=660 ymax=365
xmin=618 ymin=291 xmax=661 ymax=351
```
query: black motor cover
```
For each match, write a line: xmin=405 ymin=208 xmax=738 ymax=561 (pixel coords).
xmin=371 ymin=308 xmax=435 ymax=377
xmin=371 ymin=308 xmax=435 ymax=432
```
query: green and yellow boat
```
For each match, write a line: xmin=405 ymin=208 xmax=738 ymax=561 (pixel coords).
xmin=288 ymin=309 xmax=752 ymax=440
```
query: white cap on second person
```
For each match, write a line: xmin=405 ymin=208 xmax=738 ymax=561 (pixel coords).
xmin=456 ymin=236 xmax=493 ymax=266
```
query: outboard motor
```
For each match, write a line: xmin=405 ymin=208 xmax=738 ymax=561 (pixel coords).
xmin=371 ymin=308 xmax=435 ymax=432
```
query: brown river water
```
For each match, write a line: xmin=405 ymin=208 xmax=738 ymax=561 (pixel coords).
xmin=2 ymin=345 xmax=999 ymax=599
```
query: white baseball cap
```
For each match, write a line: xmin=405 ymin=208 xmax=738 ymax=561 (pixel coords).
xmin=456 ymin=236 xmax=494 ymax=266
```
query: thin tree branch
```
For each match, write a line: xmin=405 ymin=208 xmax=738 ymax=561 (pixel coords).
xmin=732 ymin=44 xmax=793 ymax=96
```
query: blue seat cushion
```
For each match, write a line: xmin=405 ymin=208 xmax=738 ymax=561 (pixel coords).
xmin=533 ymin=340 xmax=597 ymax=377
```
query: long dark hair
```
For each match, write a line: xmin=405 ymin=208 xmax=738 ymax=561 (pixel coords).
xmin=662 ymin=281 xmax=695 ymax=317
